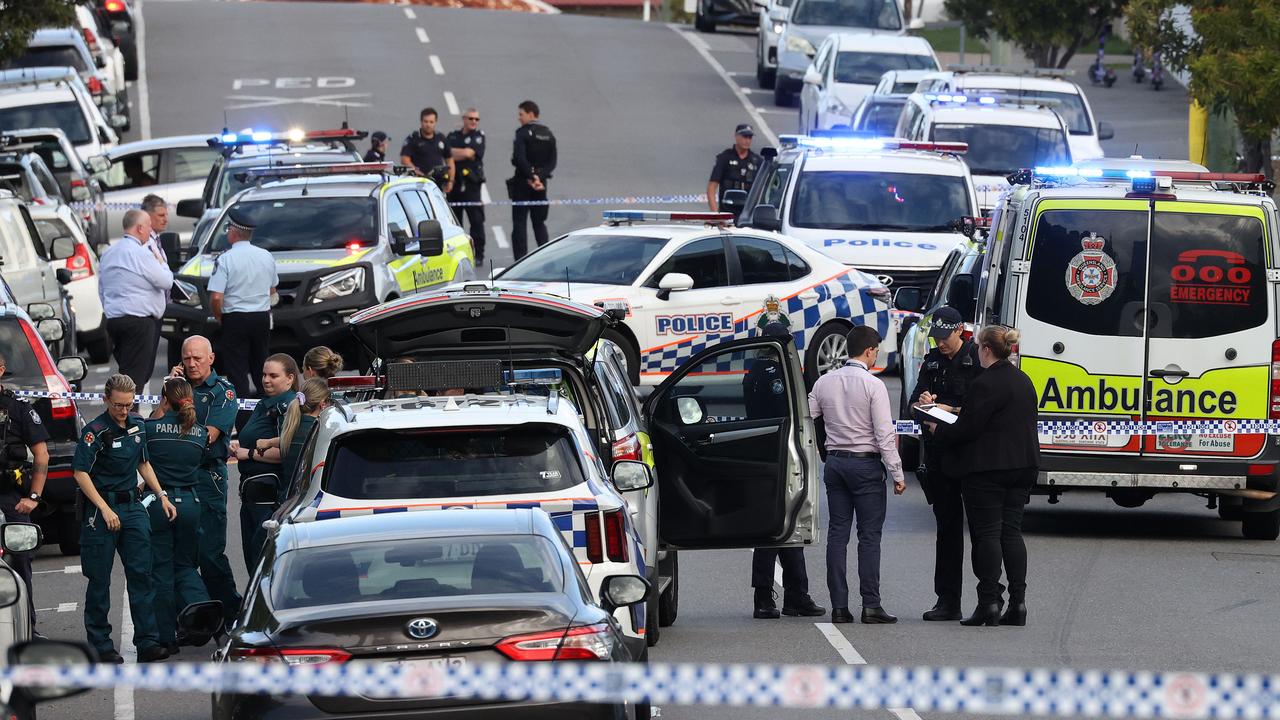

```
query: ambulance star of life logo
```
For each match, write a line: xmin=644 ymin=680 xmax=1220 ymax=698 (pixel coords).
xmin=1065 ymin=233 xmax=1117 ymax=305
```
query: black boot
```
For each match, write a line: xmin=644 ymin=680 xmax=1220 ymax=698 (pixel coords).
xmin=753 ymin=587 xmax=780 ymax=619
xmin=922 ymin=602 xmax=962 ymax=622
xmin=782 ymin=592 xmax=826 ymax=617
xmin=999 ymin=602 xmax=1027 ymax=626
xmin=959 ymin=603 xmax=1002 ymax=627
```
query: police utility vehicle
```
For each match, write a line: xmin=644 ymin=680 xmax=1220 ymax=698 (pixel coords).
xmin=974 ymin=164 xmax=1280 ymax=539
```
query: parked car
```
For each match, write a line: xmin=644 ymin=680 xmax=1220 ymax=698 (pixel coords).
xmin=29 ymin=202 xmax=108 ymax=362
xmin=1 ymin=28 xmax=129 ymax=132
xmin=3 ymin=127 xmax=109 ymax=245
xmin=799 ymin=33 xmax=938 ymax=131
xmin=0 ymin=150 xmax=66 ymax=209
xmin=0 ymin=67 xmax=122 ymax=163
xmin=99 ymin=134 xmax=219 ymax=243
xmin=0 ymin=191 xmax=78 ymax=356
xmin=754 ymin=0 xmax=796 ymax=87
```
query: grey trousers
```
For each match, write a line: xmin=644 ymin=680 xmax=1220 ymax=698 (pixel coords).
xmin=824 ymin=455 xmax=888 ymax=609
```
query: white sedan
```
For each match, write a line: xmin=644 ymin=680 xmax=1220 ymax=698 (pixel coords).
xmin=800 ymin=33 xmax=938 ymax=132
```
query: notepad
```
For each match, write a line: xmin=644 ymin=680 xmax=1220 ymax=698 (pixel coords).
xmin=913 ymin=404 xmax=958 ymax=425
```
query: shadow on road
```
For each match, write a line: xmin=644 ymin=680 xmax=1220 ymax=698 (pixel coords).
xmin=1022 ymin=505 xmax=1241 ymax=542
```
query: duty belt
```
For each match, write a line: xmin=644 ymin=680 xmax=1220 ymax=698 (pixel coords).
xmin=103 ymin=490 xmax=140 ymax=505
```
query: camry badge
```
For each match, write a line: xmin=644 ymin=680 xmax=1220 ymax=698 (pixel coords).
xmin=406 ymin=617 xmax=439 ymax=640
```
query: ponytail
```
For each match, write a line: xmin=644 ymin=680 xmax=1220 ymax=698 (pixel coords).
xmin=978 ymin=325 xmax=1020 ymax=360
xmin=162 ymin=377 xmax=197 ymax=432
xmin=281 ymin=378 xmax=330 ymax=450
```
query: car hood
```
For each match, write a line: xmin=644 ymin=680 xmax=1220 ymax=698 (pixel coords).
xmin=349 ymin=287 xmax=613 ymax=361
xmin=784 ymin=226 xmax=967 ymax=269
xmin=178 ymin=248 xmax=375 ymax=278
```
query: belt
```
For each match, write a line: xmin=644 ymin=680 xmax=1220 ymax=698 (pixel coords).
xmin=104 ymin=490 xmax=140 ymax=505
xmin=828 ymin=450 xmax=880 ymax=459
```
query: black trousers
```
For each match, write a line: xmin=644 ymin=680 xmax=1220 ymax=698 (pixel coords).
xmin=0 ymin=489 xmax=35 ymax=621
xmin=961 ymin=467 xmax=1036 ymax=605
xmin=510 ymin=184 xmax=548 ymax=260
xmin=922 ymin=449 xmax=965 ymax=609
xmin=448 ymin=189 xmax=486 ymax=263
xmin=751 ymin=547 xmax=809 ymax=595
xmin=106 ymin=315 xmax=160 ymax=392
xmin=218 ymin=311 xmax=270 ymax=399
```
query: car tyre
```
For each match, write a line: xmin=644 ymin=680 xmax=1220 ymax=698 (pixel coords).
xmin=694 ymin=3 xmax=716 ymax=32
xmin=121 ymin=37 xmax=139 ymax=82
xmin=658 ymin=551 xmax=678 ymax=627
xmin=58 ymin=513 xmax=81 ymax=556
xmin=803 ymin=322 xmax=847 ymax=386
xmin=601 ymin=328 xmax=640 ymax=385
xmin=774 ymin=81 xmax=795 ymax=107
xmin=119 ymin=88 xmax=132 ymax=133
xmin=1242 ymin=509 xmax=1280 ymax=541
xmin=644 ymin=569 xmax=661 ymax=647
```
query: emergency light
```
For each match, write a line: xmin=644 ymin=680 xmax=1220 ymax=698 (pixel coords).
xmin=209 ymin=127 xmax=367 ymax=150
xmin=779 ymin=134 xmax=967 ymax=155
xmin=602 ymin=210 xmax=733 ymax=224
xmin=242 ymin=162 xmax=391 ymax=180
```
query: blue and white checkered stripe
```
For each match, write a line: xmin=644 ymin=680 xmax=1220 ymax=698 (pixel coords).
xmin=8 ymin=661 xmax=1278 ymax=716
xmin=896 ymin=418 xmax=1280 ymax=436
xmin=639 ymin=271 xmax=888 ymax=375
xmin=15 ymin=389 xmax=260 ymax=411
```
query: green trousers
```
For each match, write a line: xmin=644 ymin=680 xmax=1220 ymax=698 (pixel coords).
xmin=148 ymin=487 xmax=211 ymax=644
xmin=81 ymin=499 xmax=159 ymax=654
xmin=195 ymin=465 xmax=241 ymax=623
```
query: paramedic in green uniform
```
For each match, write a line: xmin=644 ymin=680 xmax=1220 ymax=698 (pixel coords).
xmin=72 ymin=373 xmax=176 ymax=664
xmin=146 ymin=377 xmax=212 ymax=654
xmin=231 ymin=353 xmax=299 ymax=569
xmin=279 ymin=378 xmax=331 ymax=501
xmin=169 ymin=335 xmax=240 ymax=625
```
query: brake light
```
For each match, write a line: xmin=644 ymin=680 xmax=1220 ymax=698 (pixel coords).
xmin=229 ymin=647 xmax=350 ymax=665
xmin=495 ymin=623 xmax=615 ymax=661
xmin=603 ymin=509 xmax=628 ymax=563
xmin=66 ymin=240 xmax=93 ymax=280
xmin=104 ymin=0 xmax=126 ymax=11
xmin=17 ymin=319 xmax=75 ymax=419
xmin=584 ymin=511 xmax=603 ymax=563
xmin=86 ymin=77 xmax=103 ymax=95
xmin=1248 ymin=464 xmax=1275 ymax=476
xmin=1270 ymin=339 xmax=1280 ymax=418
xmin=82 ymin=28 xmax=99 ymax=53
xmin=1008 ymin=340 xmax=1020 ymax=368
xmin=611 ymin=434 xmax=641 ymax=462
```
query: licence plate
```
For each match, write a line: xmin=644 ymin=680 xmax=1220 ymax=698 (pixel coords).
xmin=393 ymin=656 xmax=468 ymax=672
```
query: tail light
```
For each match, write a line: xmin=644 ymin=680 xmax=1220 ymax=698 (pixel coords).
xmin=229 ymin=647 xmax=350 ymax=665
xmin=603 ymin=509 xmax=628 ymax=563
xmin=66 ymin=240 xmax=93 ymax=280
xmin=584 ymin=511 xmax=602 ymax=563
xmin=495 ymin=623 xmax=615 ymax=661
xmin=611 ymin=434 xmax=641 ymax=462
xmin=70 ymin=177 xmax=90 ymax=202
xmin=1271 ymin=339 xmax=1280 ymax=418
xmin=82 ymin=28 xmax=100 ymax=53
xmin=1248 ymin=464 xmax=1275 ymax=476
xmin=18 ymin=319 xmax=75 ymax=419
xmin=103 ymin=0 xmax=126 ymax=12
xmin=86 ymin=77 xmax=104 ymax=95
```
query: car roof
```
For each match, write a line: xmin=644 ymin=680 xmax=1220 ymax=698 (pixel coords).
xmin=281 ymin=507 xmax=556 ymax=551
xmin=1073 ymin=157 xmax=1210 ymax=173
xmin=224 ymin=148 xmax=357 ymax=166
xmin=947 ymin=74 xmax=1082 ymax=94
xmin=6 ymin=127 xmax=72 ymax=144
xmin=30 ymin=29 xmax=85 ymax=45
xmin=1020 ymin=183 xmax=1272 ymax=207
xmin=0 ymin=84 xmax=78 ymax=107
xmin=929 ymin=104 xmax=1063 ymax=128
xmin=331 ymin=393 xmax=585 ymax=434
xmin=799 ymin=148 xmax=970 ymax=175
xmin=832 ymin=33 xmax=933 ymax=54
xmin=236 ymin=174 xmax=393 ymax=201
xmin=110 ymin=134 xmax=213 ymax=155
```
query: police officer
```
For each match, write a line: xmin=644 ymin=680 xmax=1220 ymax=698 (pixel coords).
xmin=707 ymin=124 xmax=762 ymax=221
xmin=72 ymin=374 xmax=176 ymax=664
xmin=208 ymin=206 xmax=277 ymax=400
xmin=508 ymin=100 xmax=557 ymax=260
xmin=744 ymin=323 xmax=825 ymax=620
xmin=169 ymin=335 xmax=240 ymax=627
xmin=907 ymin=306 xmax=982 ymax=621
xmin=0 ymin=352 xmax=50 ymax=623
xmin=364 ymin=131 xmax=388 ymax=163
xmin=145 ymin=376 xmax=212 ymax=655
xmin=400 ymin=108 xmax=454 ymax=191
xmin=447 ymin=108 xmax=487 ymax=265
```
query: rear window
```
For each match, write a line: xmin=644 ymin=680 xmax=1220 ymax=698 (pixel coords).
xmin=932 ymin=123 xmax=1071 ymax=176
xmin=272 ymin=535 xmax=564 ymax=608
xmin=0 ymin=102 xmax=92 ymax=145
xmin=501 ymin=234 xmax=668 ymax=285
xmin=4 ymin=46 xmax=90 ymax=73
xmin=323 ymin=424 xmax=587 ymax=499
xmin=790 ymin=0 xmax=901 ymax=30
xmin=834 ymin=52 xmax=936 ymax=86
xmin=790 ymin=171 xmax=971 ymax=231
xmin=0 ymin=319 xmax=45 ymax=389
xmin=853 ymin=98 xmax=906 ymax=135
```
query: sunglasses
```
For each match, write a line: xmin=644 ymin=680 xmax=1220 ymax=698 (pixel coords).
xmin=464 ymin=116 xmax=480 ymax=121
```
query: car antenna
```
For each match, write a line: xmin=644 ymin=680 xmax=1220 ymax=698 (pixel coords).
xmin=564 ymin=266 xmax=571 ymax=300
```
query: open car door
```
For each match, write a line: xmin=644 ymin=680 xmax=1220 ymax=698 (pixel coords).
xmin=643 ymin=336 xmax=818 ymax=550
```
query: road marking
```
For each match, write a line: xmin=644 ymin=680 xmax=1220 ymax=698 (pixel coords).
xmin=773 ymin=561 xmax=783 ymax=589
xmin=757 ymin=107 xmax=795 ymax=114
xmin=891 ymin=709 xmax=925 ymax=720
xmin=135 ymin=0 xmax=151 ymax=139
xmin=404 ymin=7 xmax=416 ymax=19
xmin=33 ymin=564 xmax=80 ymax=574
xmin=493 ymin=226 xmax=510 ymax=249
xmin=415 ymin=26 xmax=429 ymax=43
xmin=443 ymin=91 xmax=459 ymax=116
xmin=668 ymin=25 xmax=778 ymax=148
xmin=480 ymin=183 xmax=492 ymax=204
xmin=814 ymin=623 xmax=867 ymax=664
xmin=430 ymin=55 xmax=445 ymax=75
xmin=224 ymin=93 xmax=370 ymax=110
xmin=116 ymin=588 xmax=135 ymax=720
xmin=36 ymin=602 xmax=78 ymax=613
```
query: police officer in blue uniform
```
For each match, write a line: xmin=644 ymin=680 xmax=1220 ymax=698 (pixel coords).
xmin=400 ymin=107 xmax=454 ymax=191
xmin=145 ymin=376 xmax=212 ymax=654
xmin=208 ymin=206 xmax=278 ymax=400
xmin=169 ymin=335 xmax=241 ymax=626
xmin=72 ymin=374 xmax=176 ymax=664
xmin=0 ymin=352 xmax=50 ymax=624
xmin=508 ymin=100 xmax=557 ymax=260
xmin=447 ymin=108 xmax=487 ymax=264
xmin=707 ymin=124 xmax=762 ymax=221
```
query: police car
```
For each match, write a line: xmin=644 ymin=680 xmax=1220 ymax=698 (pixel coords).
xmin=479 ymin=210 xmax=896 ymax=384
xmin=978 ymin=163 xmax=1280 ymax=539
xmin=798 ymin=33 xmax=938 ymax=132
xmin=164 ymin=162 xmax=475 ymax=362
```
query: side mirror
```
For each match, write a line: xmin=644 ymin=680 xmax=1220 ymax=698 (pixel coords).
xmin=26 ymin=303 xmax=54 ymax=321
xmin=37 ymin=318 xmax=65 ymax=343
xmin=8 ymin=640 xmax=97 ymax=704
xmin=908 ymin=17 xmax=926 ymax=30
xmin=55 ymin=268 xmax=73 ymax=285
xmin=655 ymin=272 xmax=694 ymax=302
xmin=88 ymin=155 xmax=110 ymax=174
xmin=50 ymin=236 xmax=77 ymax=261
xmin=750 ymin=204 xmax=781 ymax=231
xmin=57 ymin=355 xmax=88 ymax=383
xmin=176 ymin=600 xmax=225 ymax=647
xmin=946 ymin=273 xmax=976 ymax=318
xmin=388 ymin=225 xmax=410 ymax=255
xmin=803 ymin=66 xmax=823 ymax=86
xmin=893 ymin=286 xmax=923 ymax=312
xmin=416 ymin=219 xmax=444 ymax=257
xmin=610 ymin=460 xmax=653 ymax=492
xmin=176 ymin=198 xmax=204 ymax=218
xmin=599 ymin=574 xmax=649 ymax=613
xmin=673 ymin=395 xmax=706 ymax=425
xmin=720 ymin=188 xmax=747 ymax=215
xmin=1097 ymin=121 xmax=1115 ymax=141
xmin=2 ymin=522 xmax=42 ymax=555
xmin=157 ymin=231 xmax=181 ymax=270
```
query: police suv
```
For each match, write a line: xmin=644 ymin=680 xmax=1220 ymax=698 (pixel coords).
xmin=164 ymin=163 xmax=475 ymax=361
xmin=482 ymin=209 xmax=897 ymax=384
xmin=975 ymin=163 xmax=1280 ymax=539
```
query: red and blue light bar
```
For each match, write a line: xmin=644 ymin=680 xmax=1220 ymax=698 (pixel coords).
xmin=243 ymin=162 xmax=391 ymax=180
xmin=211 ymin=127 xmax=366 ymax=148
xmin=780 ymin=134 xmax=967 ymax=155
xmin=602 ymin=210 xmax=734 ymax=223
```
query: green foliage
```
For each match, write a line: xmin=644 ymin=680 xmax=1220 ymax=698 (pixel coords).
xmin=0 ymin=0 xmax=79 ymax=66
xmin=943 ymin=0 xmax=1128 ymax=68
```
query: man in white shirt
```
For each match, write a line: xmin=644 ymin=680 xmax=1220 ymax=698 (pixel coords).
xmin=98 ymin=209 xmax=173 ymax=392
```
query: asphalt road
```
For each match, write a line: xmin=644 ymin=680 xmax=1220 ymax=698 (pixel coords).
xmin=34 ymin=3 xmax=1273 ymax=720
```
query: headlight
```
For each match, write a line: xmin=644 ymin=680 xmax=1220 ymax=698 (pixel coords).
xmin=772 ymin=22 xmax=785 ymax=33
xmin=308 ymin=268 xmax=365 ymax=304
xmin=785 ymin=35 xmax=815 ymax=56
xmin=174 ymin=279 xmax=201 ymax=308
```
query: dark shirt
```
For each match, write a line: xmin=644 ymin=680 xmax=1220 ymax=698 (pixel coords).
xmin=237 ymin=390 xmax=296 ymax=480
xmin=400 ymin=131 xmax=450 ymax=176
xmin=0 ymin=389 xmax=50 ymax=470
xmin=144 ymin=411 xmax=207 ymax=489
xmin=511 ymin=121 xmax=556 ymax=182
xmin=363 ymin=148 xmax=385 ymax=163
xmin=908 ymin=339 xmax=982 ymax=410
xmin=73 ymin=412 xmax=147 ymax=493
xmin=447 ymin=128 xmax=486 ymax=191
xmin=743 ymin=357 xmax=788 ymax=419
xmin=192 ymin=371 xmax=237 ymax=468
xmin=708 ymin=147 xmax=762 ymax=202
xmin=932 ymin=359 xmax=1040 ymax=475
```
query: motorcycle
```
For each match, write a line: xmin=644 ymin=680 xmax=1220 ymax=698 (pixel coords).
xmin=1132 ymin=49 xmax=1146 ymax=83
xmin=1150 ymin=49 xmax=1164 ymax=91
xmin=1088 ymin=26 xmax=1117 ymax=87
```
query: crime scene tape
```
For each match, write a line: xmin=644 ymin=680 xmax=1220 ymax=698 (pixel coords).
xmin=70 ymin=193 xmax=709 ymax=213
xmin=14 ymin=390 xmax=259 ymax=412
xmin=5 ymin=660 xmax=1278 ymax=716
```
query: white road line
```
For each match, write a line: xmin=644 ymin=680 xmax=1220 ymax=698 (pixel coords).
xmin=814 ymin=623 xmax=867 ymax=664
xmin=668 ymin=25 xmax=778 ymax=148
xmin=480 ymin=183 xmax=492 ymax=205
xmin=404 ymin=7 xmax=416 ymax=18
xmin=35 ymin=602 xmax=78 ymax=613
xmin=493 ymin=226 xmax=510 ymax=249
xmin=135 ymin=0 xmax=152 ymax=139
xmin=116 ymin=588 xmax=135 ymax=720
xmin=415 ymin=27 xmax=430 ymax=43
xmin=891 ymin=709 xmax=925 ymax=720
xmin=443 ymin=91 xmax=459 ymax=116
xmin=430 ymin=55 xmax=445 ymax=75
xmin=773 ymin=561 xmax=783 ymax=589
xmin=757 ymin=107 xmax=795 ymax=114
xmin=33 ymin=565 xmax=80 ymax=574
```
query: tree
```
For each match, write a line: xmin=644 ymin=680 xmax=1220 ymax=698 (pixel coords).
xmin=0 ymin=0 xmax=79 ymax=67
xmin=1126 ymin=0 xmax=1280 ymax=177
xmin=943 ymin=0 xmax=1128 ymax=68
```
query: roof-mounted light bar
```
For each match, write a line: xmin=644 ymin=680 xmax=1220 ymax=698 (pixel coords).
xmin=945 ymin=64 xmax=1076 ymax=78
xmin=209 ymin=126 xmax=368 ymax=150
xmin=779 ymin=134 xmax=967 ymax=155
xmin=602 ymin=210 xmax=733 ymax=224
xmin=242 ymin=162 xmax=392 ymax=180
xmin=924 ymin=93 xmax=1060 ymax=109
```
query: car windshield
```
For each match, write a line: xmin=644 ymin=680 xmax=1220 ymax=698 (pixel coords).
xmin=834 ymin=52 xmax=936 ymax=85
xmin=790 ymin=0 xmax=901 ymax=29
xmin=21 ymin=139 xmax=71 ymax=171
xmin=0 ymin=318 xmax=46 ymax=390
xmin=501 ymin=233 xmax=668 ymax=285
xmin=205 ymin=197 xmax=377 ymax=253
xmin=214 ymin=154 xmax=359 ymax=206
xmin=323 ymin=424 xmax=588 ymax=500
xmin=271 ymin=534 xmax=565 ymax=608
xmin=932 ymin=123 xmax=1071 ymax=175
xmin=965 ymin=89 xmax=1091 ymax=134
xmin=852 ymin=97 xmax=907 ymax=134
xmin=0 ymin=165 xmax=35 ymax=202
xmin=0 ymin=102 xmax=91 ymax=145
xmin=790 ymin=171 xmax=971 ymax=231
xmin=4 ymin=46 xmax=89 ymax=73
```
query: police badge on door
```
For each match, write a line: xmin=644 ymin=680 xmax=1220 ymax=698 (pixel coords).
xmin=1065 ymin=233 xmax=1117 ymax=305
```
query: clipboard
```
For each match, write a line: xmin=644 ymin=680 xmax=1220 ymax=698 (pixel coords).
xmin=911 ymin=403 xmax=958 ymax=425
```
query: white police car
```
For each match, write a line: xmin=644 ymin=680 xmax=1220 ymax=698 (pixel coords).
xmin=480 ymin=210 xmax=896 ymax=384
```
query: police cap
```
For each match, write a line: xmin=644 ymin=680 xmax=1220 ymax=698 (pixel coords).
xmin=735 ymin=124 xmax=754 ymax=138
xmin=928 ymin=307 xmax=964 ymax=340
xmin=227 ymin=205 xmax=256 ymax=232
xmin=371 ymin=130 xmax=388 ymax=143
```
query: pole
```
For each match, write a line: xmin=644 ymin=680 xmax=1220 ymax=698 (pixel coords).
xmin=958 ymin=25 xmax=966 ymax=65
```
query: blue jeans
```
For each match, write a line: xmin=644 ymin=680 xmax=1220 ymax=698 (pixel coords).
xmin=824 ymin=455 xmax=887 ymax=609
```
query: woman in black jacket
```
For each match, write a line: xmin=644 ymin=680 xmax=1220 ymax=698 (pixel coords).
xmin=931 ymin=325 xmax=1039 ymax=627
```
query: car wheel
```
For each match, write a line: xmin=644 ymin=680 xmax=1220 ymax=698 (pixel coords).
xmin=634 ymin=701 xmax=652 ymax=720
xmin=119 ymin=88 xmax=132 ymax=133
xmin=804 ymin=322 xmax=848 ymax=386
xmin=58 ymin=513 xmax=81 ymax=556
xmin=658 ymin=551 xmax=678 ymax=627
xmin=1242 ymin=509 xmax=1280 ymax=541
xmin=601 ymin=328 xmax=640 ymax=385
xmin=85 ymin=334 xmax=111 ymax=364
xmin=774 ymin=81 xmax=794 ymax=107
xmin=644 ymin=569 xmax=661 ymax=647
xmin=694 ymin=3 xmax=715 ymax=32
xmin=121 ymin=37 xmax=139 ymax=82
